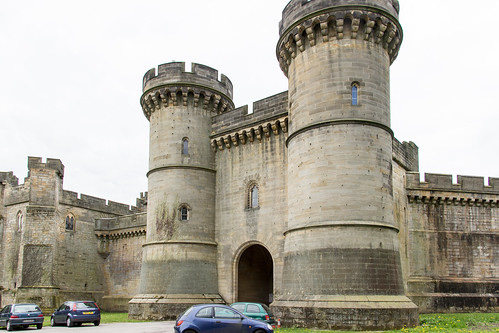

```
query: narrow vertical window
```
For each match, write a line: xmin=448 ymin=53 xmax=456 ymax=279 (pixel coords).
xmin=17 ymin=211 xmax=23 ymax=232
xmin=182 ymin=138 xmax=189 ymax=155
xmin=180 ymin=207 xmax=188 ymax=220
xmin=351 ymin=83 xmax=359 ymax=105
xmin=65 ymin=214 xmax=75 ymax=231
xmin=250 ymin=185 xmax=259 ymax=208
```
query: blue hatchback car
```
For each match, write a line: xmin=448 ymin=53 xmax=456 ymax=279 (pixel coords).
xmin=174 ymin=304 xmax=274 ymax=333
xmin=50 ymin=301 xmax=101 ymax=327
xmin=0 ymin=303 xmax=44 ymax=331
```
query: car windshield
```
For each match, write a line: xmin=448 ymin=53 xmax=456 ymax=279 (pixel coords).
xmin=13 ymin=305 xmax=41 ymax=313
xmin=182 ymin=306 xmax=194 ymax=318
xmin=261 ymin=304 xmax=273 ymax=314
xmin=75 ymin=302 xmax=97 ymax=309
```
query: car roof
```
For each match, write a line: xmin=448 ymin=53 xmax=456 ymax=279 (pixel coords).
xmin=231 ymin=302 xmax=263 ymax=305
xmin=192 ymin=303 xmax=226 ymax=307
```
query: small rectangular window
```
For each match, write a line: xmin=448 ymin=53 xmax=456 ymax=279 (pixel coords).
xmin=352 ymin=84 xmax=358 ymax=105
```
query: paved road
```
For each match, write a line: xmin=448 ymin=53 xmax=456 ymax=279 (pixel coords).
xmin=13 ymin=321 xmax=176 ymax=332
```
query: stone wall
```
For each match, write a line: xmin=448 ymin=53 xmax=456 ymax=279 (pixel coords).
xmin=405 ymin=173 xmax=498 ymax=312
xmin=212 ymin=93 xmax=288 ymax=303
xmin=0 ymin=157 xmax=144 ymax=311
xmin=96 ymin=213 xmax=146 ymax=311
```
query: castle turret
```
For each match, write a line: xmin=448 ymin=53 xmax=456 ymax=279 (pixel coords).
xmin=272 ymin=0 xmax=418 ymax=330
xmin=129 ymin=62 xmax=234 ymax=319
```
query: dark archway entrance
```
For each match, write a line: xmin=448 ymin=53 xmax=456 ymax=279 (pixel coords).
xmin=237 ymin=244 xmax=273 ymax=305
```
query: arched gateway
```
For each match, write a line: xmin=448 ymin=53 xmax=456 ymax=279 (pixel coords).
xmin=237 ymin=245 xmax=273 ymax=305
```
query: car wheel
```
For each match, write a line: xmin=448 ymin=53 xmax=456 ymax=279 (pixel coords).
xmin=37 ymin=323 xmax=43 ymax=329
xmin=50 ymin=317 xmax=56 ymax=326
xmin=66 ymin=316 xmax=74 ymax=327
xmin=94 ymin=320 xmax=100 ymax=326
xmin=6 ymin=321 xmax=13 ymax=331
xmin=183 ymin=330 xmax=196 ymax=333
xmin=254 ymin=330 xmax=266 ymax=333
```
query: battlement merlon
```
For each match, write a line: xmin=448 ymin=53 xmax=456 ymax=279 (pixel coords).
xmin=279 ymin=0 xmax=399 ymax=35
xmin=407 ymin=172 xmax=499 ymax=194
xmin=392 ymin=140 xmax=419 ymax=172
xmin=27 ymin=156 xmax=64 ymax=178
xmin=0 ymin=172 xmax=19 ymax=187
xmin=142 ymin=62 xmax=233 ymax=99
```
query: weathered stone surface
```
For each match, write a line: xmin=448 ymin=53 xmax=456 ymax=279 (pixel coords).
xmin=1 ymin=0 xmax=497 ymax=328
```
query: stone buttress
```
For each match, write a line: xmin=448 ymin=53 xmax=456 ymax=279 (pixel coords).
xmin=271 ymin=0 xmax=419 ymax=330
xmin=129 ymin=62 xmax=234 ymax=319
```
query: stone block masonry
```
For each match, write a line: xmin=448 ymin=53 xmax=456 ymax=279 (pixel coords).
xmin=1 ymin=0 xmax=498 ymax=328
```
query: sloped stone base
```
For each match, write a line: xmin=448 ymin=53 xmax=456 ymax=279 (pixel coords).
xmin=128 ymin=294 xmax=225 ymax=320
xmin=271 ymin=295 xmax=419 ymax=330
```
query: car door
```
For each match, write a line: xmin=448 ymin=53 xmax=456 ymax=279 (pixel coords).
xmin=54 ymin=303 xmax=69 ymax=324
xmin=0 ymin=305 xmax=11 ymax=326
xmin=193 ymin=306 xmax=216 ymax=333
xmin=213 ymin=306 xmax=244 ymax=333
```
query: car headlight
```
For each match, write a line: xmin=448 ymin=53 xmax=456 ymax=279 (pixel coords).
xmin=266 ymin=323 xmax=273 ymax=330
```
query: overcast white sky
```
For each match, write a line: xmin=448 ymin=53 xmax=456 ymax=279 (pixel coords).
xmin=1 ymin=1 xmax=498 ymax=206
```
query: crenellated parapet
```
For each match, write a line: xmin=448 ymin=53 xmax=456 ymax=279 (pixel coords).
xmin=95 ymin=212 xmax=146 ymax=238
xmin=210 ymin=91 xmax=289 ymax=152
xmin=211 ymin=116 xmax=288 ymax=152
xmin=392 ymin=139 xmax=419 ymax=172
xmin=28 ymin=156 xmax=64 ymax=178
xmin=406 ymin=172 xmax=499 ymax=207
xmin=135 ymin=192 xmax=147 ymax=211
xmin=277 ymin=0 xmax=403 ymax=76
xmin=0 ymin=172 xmax=19 ymax=187
xmin=61 ymin=190 xmax=137 ymax=215
xmin=95 ymin=212 xmax=147 ymax=258
xmin=140 ymin=62 xmax=234 ymax=120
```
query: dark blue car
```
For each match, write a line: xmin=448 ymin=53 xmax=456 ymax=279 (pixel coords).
xmin=174 ymin=304 xmax=274 ymax=333
xmin=0 ymin=303 xmax=44 ymax=330
xmin=50 ymin=301 xmax=100 ymax=327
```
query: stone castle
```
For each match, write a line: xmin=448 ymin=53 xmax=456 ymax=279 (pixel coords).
xmin=0 ymin=0 xmax=497 ymax=330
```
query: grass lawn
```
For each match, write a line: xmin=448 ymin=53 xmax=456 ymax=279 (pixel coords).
xmin=274 ymin=313 xmax=499 ymax=333
xmin=44 ymin=312 xmax=498 ymax=332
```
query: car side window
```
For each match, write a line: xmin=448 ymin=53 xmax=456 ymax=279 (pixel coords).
xmin=231 ymin=304 xmax=245 ymax=312
xmin=195 ymin=307 xmax=213 ymax=318
xmin=214 ymin=307 xmax=240 ymax=319
xmin=247 ymin=304 xmax=260 ymax=313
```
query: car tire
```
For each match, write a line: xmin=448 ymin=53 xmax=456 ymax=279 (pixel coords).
xmin=37 ymin=323 xmax=43 ymax=329
xmin=6 ymin=321 xmax=13 ymax=331
xmin=50 ymin=317 xmax=56 ymax=326
xmin=254 ymin=330 xmax=266 ymax=333
xmin=93 ymin=320 xmax=100 ymax=326
xmin=66 ymin=316 xmax=74 ymax=327
xmin=183 ymin=330 xmax=196 ymax=333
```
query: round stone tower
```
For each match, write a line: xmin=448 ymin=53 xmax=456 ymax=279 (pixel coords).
xmin=273 ymin=0 xmax=418 ymax=330
xmin=129 ymin=62 xmax=234 ymax=319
